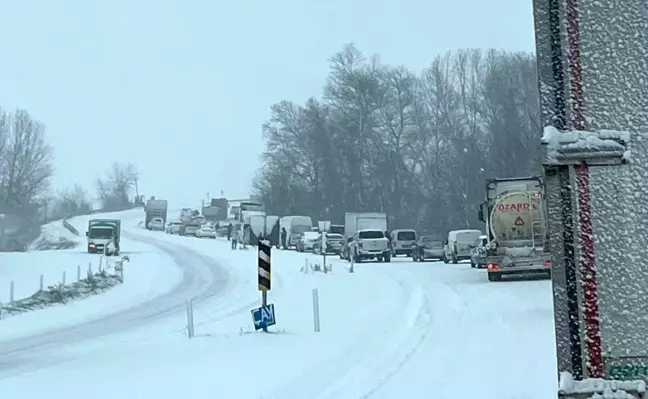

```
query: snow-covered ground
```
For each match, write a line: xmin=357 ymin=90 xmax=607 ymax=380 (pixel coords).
xmin=0 ymin=217 xmax=558 ymax=399
xmin=0 ymin=208 xmax=182 ymax=338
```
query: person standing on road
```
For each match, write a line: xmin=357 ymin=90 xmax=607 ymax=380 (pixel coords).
xmin=241 ymin=225 xmax=249 ymax=250
xmin=227 ymin=223 xmax=233 ymax=241
xmin=231 ymin=224 xmax=239 ymax=250
xmin=281 ymin=227 xmax=287 ymax=249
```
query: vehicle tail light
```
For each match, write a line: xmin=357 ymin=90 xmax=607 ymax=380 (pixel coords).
xmin=545 ymin=260 xmax=551 ymax=268
xmin=487 ymin=263 xmax=500 ymax=270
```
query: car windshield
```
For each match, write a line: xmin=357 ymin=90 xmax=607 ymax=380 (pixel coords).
xmin=327 ymin=234 xmax=343 ymax=239
xmin=397 ymin=231 xmax=416 ymax=240
xmin=359 ymin=230 xmax=384 ymax=239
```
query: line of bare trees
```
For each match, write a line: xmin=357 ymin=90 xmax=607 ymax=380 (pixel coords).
xmin=0 ymin=108 xmax=54 ymax=249
xmin=0 ymin=106 xmax=140 ymax=250
xmin=252 ymin=44 xmax=541 ymax=235
xmin=49 ymin=162 xmax=141 ymax=220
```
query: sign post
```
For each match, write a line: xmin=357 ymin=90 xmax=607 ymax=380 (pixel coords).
xmin=257 ymin=239 xmax=272 ymax=332
xmin=318 ymin=221 xmax=331 ymax=273
xmin=322 ymin=231 xmax=327 ymax=273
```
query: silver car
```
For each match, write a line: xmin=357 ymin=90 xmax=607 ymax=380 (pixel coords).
xmin=196 ymin=224 xmax=217 ymax=239
xmin=166 ymin=221 xmax=183 ymax=234
xmin=148 ymin=217 xmax=165 ymax=231
xmin=412 ymin=237 xmax=445 ymax=262
xmin=470 ymin=235 xmax=488 ymax=268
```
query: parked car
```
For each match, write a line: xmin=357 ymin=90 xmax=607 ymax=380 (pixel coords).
xmin=390 ymin=229 xmax=418 ymax=257
xmin=313 ymin=233 xmax=345 ymax=254
xmin=470 ymin=235 xmax=489 ymax=268
xmin=297 ymin=231 xmax=320 ymax=252
xmin=147 ymin=217 xmax=165 ymax=231
xmin=196 ymin=224 xmax=217 ymax=239
xmin=412 ymin=236 xmax=445 ymax=262
xmin=348 ymin=229 xmax=391 ymax=263
xmin=165 ymin=221 xmax=183 ymax=234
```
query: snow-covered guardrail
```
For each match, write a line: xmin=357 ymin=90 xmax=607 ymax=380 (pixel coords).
xmin=0 ymin=256 xmax=129 ymax=319
xmin=62 ymin=217 xmax=79 ymax=236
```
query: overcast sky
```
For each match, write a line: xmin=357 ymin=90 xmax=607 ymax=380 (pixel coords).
xmin=0 ymin=0 xmax=534 ymax=208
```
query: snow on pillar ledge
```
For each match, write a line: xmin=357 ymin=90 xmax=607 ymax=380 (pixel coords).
xmin=541 ymin=126 xmax=630 ymax=166
xmin=558 ymin=371 xmax=646 ymax=398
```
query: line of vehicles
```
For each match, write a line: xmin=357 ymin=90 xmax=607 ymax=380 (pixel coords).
xmin=278 ymin=175 xmax=552 ymax=282
xmin=102 ymin=175 xmax=550 ymax=282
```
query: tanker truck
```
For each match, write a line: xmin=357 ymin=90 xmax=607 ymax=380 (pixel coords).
xmin=477 ymin=176 xmax=551 ymax=282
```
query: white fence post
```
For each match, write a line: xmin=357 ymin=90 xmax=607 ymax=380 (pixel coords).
xmin=303 ymin=258 xmax=309 ymax=274
xmin=88 ymin=262 xmax=93 ymax=278
xmin=312 ymin=288 xmax=320 ymax=332
xmin=77 ymin=265 xmax=81 ymax=282
xmin=9 ymin=281 xmax=14 ymax=304
xmin=186 ymin=300 xmax=195 ymax=338
xmin=61 ymin=271 xmax=66 ymax=285
xmin=39 ymin=274 xmax=44 ymax=291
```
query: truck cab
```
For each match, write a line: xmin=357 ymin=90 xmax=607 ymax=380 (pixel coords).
xmin=86 ymin=219 xmax=121 ymax=255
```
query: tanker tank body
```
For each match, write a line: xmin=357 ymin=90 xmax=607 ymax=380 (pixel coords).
xmin=478 ymin=177 xmax=551 ymax=282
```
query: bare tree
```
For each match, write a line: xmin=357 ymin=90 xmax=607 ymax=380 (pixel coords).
xmin=53 ymin=184 xmax=91 ymax=218
xmin=0 ymin=109 xmax=53 ymax=209
xmin=253 ymin=46 xmax=541 ymax=234
xmin=96 ymin=162 xmax=139 ymax=211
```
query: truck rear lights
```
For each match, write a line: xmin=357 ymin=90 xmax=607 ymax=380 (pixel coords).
xmin=545 ymin=260 xmax=552 ymax=268
xmin=487 ymin=263 xmax=500 ymax=270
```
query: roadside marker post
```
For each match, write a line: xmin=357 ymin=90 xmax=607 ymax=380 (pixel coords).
xmin=257 ymin=240 xmax=272 ymax=332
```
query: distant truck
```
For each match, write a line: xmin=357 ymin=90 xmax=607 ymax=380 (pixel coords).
xmin=145 ymin=199 xmax=168 ymax=230
xmin=342 ymin=212 xmax=389 ymax=261
xmin=279 ymin=216 xmax=313 ymax=249
xmin=202 ymin=198 xmax=228 ymax=222
xmin=344 ymin=212 xmax=387 ymax=238
xmin=248 ymin=214 xmax=280 ymax=246
xmin=329 ymin=224 xmax=344 ymax=235
xmin=477 ymin=177 xmax=551 ymax=282
xmin=86 ymin=219 xmax=121 ymax=255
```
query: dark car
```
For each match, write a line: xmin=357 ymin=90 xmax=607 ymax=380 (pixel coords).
xmin=412 ymin=236 xmax=445 ymax=262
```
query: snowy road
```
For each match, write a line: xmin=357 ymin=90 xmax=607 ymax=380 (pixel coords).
xmin=0 ymin=224 xmax=557 ymax=398
xmin=0 ymin=229 xmax=230 ymax=379
xmin=262 ymin=258 xmax=557 ymax=399
xmin=368 ymin=263 xmax=557 ymax=399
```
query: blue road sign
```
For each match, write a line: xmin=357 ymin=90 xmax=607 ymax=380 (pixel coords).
xmin=251 ymin=304 xmax=276 ymax=331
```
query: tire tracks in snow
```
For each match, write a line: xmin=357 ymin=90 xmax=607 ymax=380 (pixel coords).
xmin=260 ymin=265 xmax=439 ymax=399
xmin=0 ymin=230 xmax=248 ymax=379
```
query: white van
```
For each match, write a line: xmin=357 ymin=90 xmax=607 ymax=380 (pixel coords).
xmin=444 ymin=229 xmax=482 ymax=264
xmin=390 ymin=229 xmax=417 ymax=257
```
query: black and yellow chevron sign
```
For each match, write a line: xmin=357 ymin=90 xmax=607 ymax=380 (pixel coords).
xmin=258 ymin=240 xmax=271 ymax=291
